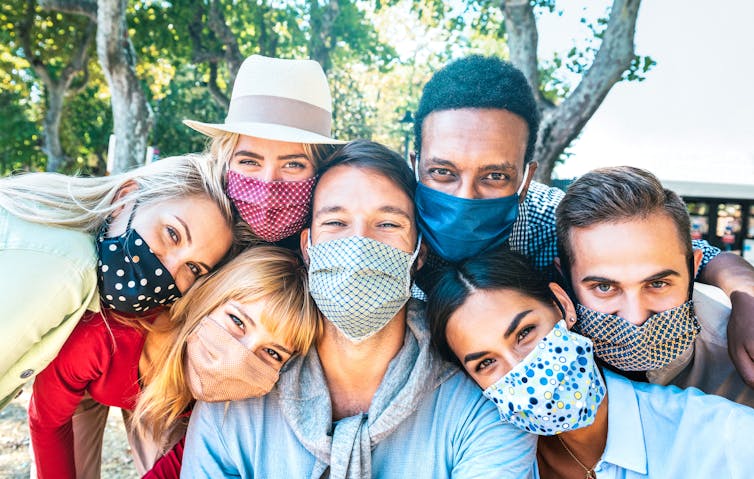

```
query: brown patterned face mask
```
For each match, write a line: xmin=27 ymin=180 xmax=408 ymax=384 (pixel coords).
xmin=574 ymin=300 xmax=700 ymax=371
xmin=185 ymin=317 xmax=279 ymax=402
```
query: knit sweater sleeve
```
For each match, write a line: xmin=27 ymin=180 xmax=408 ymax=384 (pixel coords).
xmin=28 ymin=312 xmax=113 ymax=479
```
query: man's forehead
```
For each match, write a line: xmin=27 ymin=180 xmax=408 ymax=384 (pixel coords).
xmin=569 ymin=217 xmax=689 ymax=276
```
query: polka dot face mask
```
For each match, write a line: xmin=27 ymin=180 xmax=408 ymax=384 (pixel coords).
xmin=96 ymin=204 xmax=181 ymax=314
xmin=226 ymin=169 xmax=317 ymax=243
xmin=483 ymin=320 xmax=606 ymax=435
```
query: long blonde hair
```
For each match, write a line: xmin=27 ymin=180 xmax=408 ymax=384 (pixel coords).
xmin=208 ymin=131 xmax=339 ymax=174
xmin=0 ymin=153 xmax=233 ymax=234
xmin=131 ymin=245 xmax=321 ymax=441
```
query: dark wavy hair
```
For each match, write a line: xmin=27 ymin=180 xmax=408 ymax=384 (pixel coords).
xmin=414 ymin=55 xmax=540 ymax=164
xmin=426 ymin=249 xmax=561 ymax=364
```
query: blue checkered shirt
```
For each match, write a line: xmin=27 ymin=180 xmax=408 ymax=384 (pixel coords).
xmin=416 ymin=181 xmax=721 ymax=293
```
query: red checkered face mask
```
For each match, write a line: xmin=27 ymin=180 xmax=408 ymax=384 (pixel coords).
xmin=226 ymin=169 xmax=317 ymax=242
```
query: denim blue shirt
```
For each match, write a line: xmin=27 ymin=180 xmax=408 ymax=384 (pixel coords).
xmin=535 ymin=369 xmax=754 ymax=478
xmin=182 ymin=371 xmax=535 ymax=479
xmin=181 ymin=301 xmax=536 ymax=479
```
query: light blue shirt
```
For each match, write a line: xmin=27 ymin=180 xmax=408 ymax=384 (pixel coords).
xmin=181 ymin=371 xmax=536 ymax=478
xmin=534 ymin=369 xmax=754 ymax=478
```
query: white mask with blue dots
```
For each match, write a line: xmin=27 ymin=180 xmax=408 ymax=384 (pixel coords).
xmin=482 ymin=319 xmax=606 ymax=435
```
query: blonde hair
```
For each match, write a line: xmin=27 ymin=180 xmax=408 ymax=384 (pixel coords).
xmin=131 ymin=245 xmax=320 ymax=441
xmin=208 ymin=131 xmax=339 ymax=174
xmin=0 ymin=153 xmax=233 ymax=234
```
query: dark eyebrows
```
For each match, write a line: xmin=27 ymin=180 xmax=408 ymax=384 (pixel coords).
xmin=643 ymin=269 xmax=681 ymax=282
xmin=278 ymin=153 xmax=309 ymax=161
xmin=503 ymin=310 xmax=533 ymax=339
xmin=463 ymin=309 xmax=533 ymax=364
xmin=463 ymin=350 xmax=489 ymax=365
xmin=479 ymin=163 xmax=516 ymax=173
xmin=233 ymin=150 xmax=263 ymax=160
xmin=581 ymin=276 xmax=618 ymax=285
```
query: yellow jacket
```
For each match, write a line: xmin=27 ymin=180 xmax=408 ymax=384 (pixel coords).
xmin=0 ymin=207 xmax=99 ymax=409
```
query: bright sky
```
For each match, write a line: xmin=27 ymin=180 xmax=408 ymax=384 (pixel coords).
xmin=538 ymin=0 xmax=754 ymax=184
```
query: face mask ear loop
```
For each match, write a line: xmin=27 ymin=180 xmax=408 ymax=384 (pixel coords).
xmin=414 ymin=153 xmax=421 ymax=182
xmin=516 ymin=163 xmax=530 ymax=196
xmin=122 ymin=200 xmax=139 ymax=259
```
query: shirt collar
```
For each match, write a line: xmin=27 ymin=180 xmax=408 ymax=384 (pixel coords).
xmin=600 ymin=369 xmax=647 ymax=474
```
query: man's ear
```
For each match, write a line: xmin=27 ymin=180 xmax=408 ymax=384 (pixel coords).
xmin=692 ymin=248 xmax=704 ymax=278
xmin=110 ymin=180 xmax=138 ymax=219
xmin=518 ymin=161 xmax=537 ymax=203
xmin=549 ymin=282 xmax=577 ymax=330
xmin=300 ymin=228 xmax=311 ymax=264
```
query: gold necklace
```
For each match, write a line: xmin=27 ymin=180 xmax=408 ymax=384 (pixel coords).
xmin=557 ymin=435 xmax=597 ymax=479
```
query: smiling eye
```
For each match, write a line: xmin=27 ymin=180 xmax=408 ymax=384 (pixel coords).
xmin=229 ymin=314 xmax=245 ymax=330
xmin=187 ymin=262 xmax=201 ymax=277
xmin=483 ymin=172 xmax=509 ymax=181
xmin=516 ymin=325 xmax=534 ymax=343
xmin=166 ymin=226 xmax=179 ymax=243
xmin=264 ymin=347 xmax=283 ymax=362
xmin=429 ymin=167 xmax=454 ymax=177
xmin=322 ymin=219 xmax=346 ymax=227
xmin=475 ymin=357 xmax=495 ymax=372
xmin=283 ymin=160 xmax=307 ymax=170
xmin=595 ymin=283 xmax=613 ymax=293
xmin=238 ymin=158 xmax=261 ymax=167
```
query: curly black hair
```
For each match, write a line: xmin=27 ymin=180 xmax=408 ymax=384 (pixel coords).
xmin=414 ymin=55 xmax=540 ymax=164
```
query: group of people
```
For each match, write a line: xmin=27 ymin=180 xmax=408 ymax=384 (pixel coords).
xmin=2 ymin=52 xmax=754 ymax=479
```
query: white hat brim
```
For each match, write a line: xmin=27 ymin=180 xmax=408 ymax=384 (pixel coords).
xmin=183 ymin=119 xmax=347 ymax=145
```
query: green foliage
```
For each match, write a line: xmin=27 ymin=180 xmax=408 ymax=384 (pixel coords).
xmin=150 ymin=65 xmax=227 ymax=157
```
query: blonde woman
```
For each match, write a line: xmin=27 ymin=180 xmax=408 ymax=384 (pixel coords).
xmin=29 ymin=246 xmax=320 ymax=478
xmin=0 ymin=153 xmax=242 ymax=411
xmin=184 ymin=54 xmax=344 ymax=248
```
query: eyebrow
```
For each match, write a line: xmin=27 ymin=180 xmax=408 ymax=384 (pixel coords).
xmin=581 ymin=269 xmax=681 ymax=285
xmin=174 ymin=215 xmax=211 ymax=272
xmin=503 ymin=309 xmax=533 ymax=339
xmin=424 ymin=157 xmax=517 ymax=173
xmin=233 ymin=150 xmax=263 ymax=160
xmin=233 ymin=302 xmax=294 ymax=356
xmin=233 ymin=151 xmax=308 ymax=162
xmin=313 ymin=205 xmax=412 ymax=221
xmin=462 ymin=309 xmax=533 ymax=364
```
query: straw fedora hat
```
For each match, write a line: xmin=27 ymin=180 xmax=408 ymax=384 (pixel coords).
xmin=184 ymin=55 xmax=345 ymax=144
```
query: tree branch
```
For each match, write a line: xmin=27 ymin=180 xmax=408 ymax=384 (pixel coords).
xmin=18 ymin=1 xmax=53 ymax=86
xmin=500 ymin=0 xmax=541 ymax=103
xmin=38 ymin=0 xmax=97 ymax=20
xmin=207 ymin=0 xmax=243 ymax=84
xmin=61 ymin=19 xmax=95 ymax=90
xmin=534 ymin=0 xmax=641 ymax=181
xmin=207 ymin=62 xmax=230 ymax=109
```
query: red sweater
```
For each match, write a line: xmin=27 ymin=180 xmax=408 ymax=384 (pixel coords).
xmin=28 ymin=309 xmax=181 ymax=479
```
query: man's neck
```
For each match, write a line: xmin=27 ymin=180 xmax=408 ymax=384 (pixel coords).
xmin=318 ymin=308 xmax=408 ymax=421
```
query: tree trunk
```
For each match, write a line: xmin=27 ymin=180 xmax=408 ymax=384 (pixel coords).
xmin=42 ymin=84 xmax=66 ymax=171
xmin=308 ymin=0 xmax=339 ymax=73
xmin=501 ymin=0 xmax=641 ymax=184
xmin=96 ymin=0 xmax=153 ymax=172
xmin=19 ymin=0 xmax=95 ymax=172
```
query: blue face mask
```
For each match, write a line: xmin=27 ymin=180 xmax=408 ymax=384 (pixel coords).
xmin=415 ymin=165 xmax=527 ymax=263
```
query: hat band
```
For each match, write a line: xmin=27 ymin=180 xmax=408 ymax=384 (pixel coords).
xmin=225 ymin=94 xmax=332 ymax=137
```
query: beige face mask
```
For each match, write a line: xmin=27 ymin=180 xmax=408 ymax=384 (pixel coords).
xmin=185 ymin=317 xmax=280 ymax=402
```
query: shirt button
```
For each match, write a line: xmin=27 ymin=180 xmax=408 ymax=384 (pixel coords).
xmin=20 ymin=369 xmax=34 ymax=379
xmin=15 ymin=389 xmax=23 ymax=399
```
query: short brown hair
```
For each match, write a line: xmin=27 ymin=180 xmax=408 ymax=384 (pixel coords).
xmin=556 ymin=166 xmax=692 ymax=270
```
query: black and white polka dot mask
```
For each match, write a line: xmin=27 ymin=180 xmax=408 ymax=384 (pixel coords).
xmin=96 ymin=204 xmax=181 ymax=313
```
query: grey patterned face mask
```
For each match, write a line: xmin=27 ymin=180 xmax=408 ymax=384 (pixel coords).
xmin=307 ymin=235 xmax=422 ymax=342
